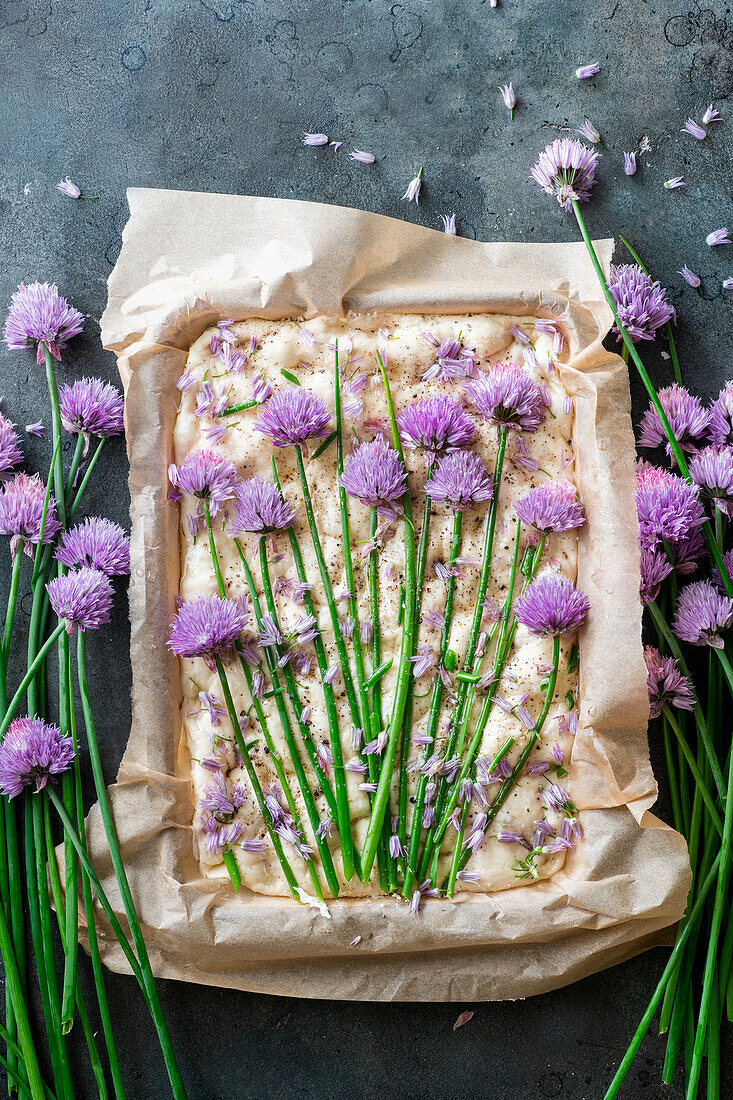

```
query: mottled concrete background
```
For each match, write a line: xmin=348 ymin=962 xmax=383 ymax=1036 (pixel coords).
xmin=2 ymin=0 xmax=732 ymax=1096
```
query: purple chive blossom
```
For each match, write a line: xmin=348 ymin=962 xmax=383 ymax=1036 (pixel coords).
xmin=424 ymin=451 xmax=494 ymax=510
xmin=3 ymin=282 xmax=84 ymax=363
xmin=723 ymin=280 xmax=733 ymax=291
xmin=643 ymin=646 xmax=695 ymax=719
xmin=258 ymin=616 xmax=284 ymax=649
xmin=531 ymin=138 xmax=600 ymax=211
xmin=360 ymin=619 xmax=373 ymax=644
xmin=230 ymin=477 xmax=296 ymax=534
xmin=302 ymin=132 xmax=328 ymax=146
xmin=47 ymin=567 xmax=114 ymax=634
xmin=200 ymin=812 xmax=243 ymax=856
xmin=254 ymin=388 xmax=331 ymax=447
xmin=58 ymin=177 xmax=81 ymax=199
xmin=574 ymin=63 xmax=600 ymax=79
xmin=457 ymin=869 xmax=481 ymax=884
xmin=251 ymin=370 xmax=272 ymax=406
xmin=198 ymin=691 xmax=225 ymax=725
xmin=665 ymin=177 xmax=686 ymax=190
xmin=340 ymin=437 xmax=406 ymax=514
xmin=607 ymin=265 xmax=675 ymax=343
xmin=688 ymin=445 xmax=733 ymax=516
xmin=703 ymin=105 xmax=723 ymax=125
xmin=639 ymin=546 xmax=673 ymax=605
xmin=577 ymin=119 xmax=601 ymax=144
xmin=635 ymin=462 xmax=705 ymax=549
xmin=463 ymin=813 xmax=488 ymax=853
xmin=0 ymin=473 xmax=61 ymax=557
xmin=55 ymin=517 xmax=130 ymax=575
xmin=515 ymin=574 xmax=589 ymax=637
xmin=364 ymin=730 xmax=387 ymax=755
xmin=0 ymin=416 xmax=23 ymax=479
xmin=170 ymin=449 xmax=238 ymax=517
xmin=59 ymin=378 xmax=125 ymax=439
xmin=512 ymin=435 xmax=538 ymax=472
xmin=402 ymin=168 xmax=423 ymax=203
xmin=26 ymin=422 xmax=45 ymax=438
xmin=465 ymin=362 xmax=546 ymax=433
xmin=673 ymin=580 xmax=733 ymax=648
xmin=514 ymin=481 xmax=585 ymax=533
xmin=710 ymin=383 xmax=733 ymax=445
xmin=397 ymin=396 xmax=475 ymax=462
xmin=0 ymin=717 xmax=74 ymax=799
xmin=498 ymin=829 xmax=531 ymax=848
xmin=241 ymin=837 xmax=265 ymax=853
xmin=200 ymin=771 xmax=237 ymax=815
xmin=624 ymin=152 xmax=637 ymax=176
xmin=682 ymin=118 xmax=707 ymax=140
xmin=440 ymin=213 xmax=457 ymax=234
xmin=678 ymin=265 xmax=700 ymax=288
xmin=168 ymin=594 xmax=247 ymax=659
xmin=637 ymin=385 xmax=710 ymax=456
xmin=323 ymin=663 xmax=340 ymax=686
xmin=350 ymin=149 xmax=375 ymax=164
xmin=707 ymin=228 xmax=731 ymax=247
xmin=422 ymin=336 xmax=478 ymax=383
xmin=499 ymin=82 xmax=516 ymax=116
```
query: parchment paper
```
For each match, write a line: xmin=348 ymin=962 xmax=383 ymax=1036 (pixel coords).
xmin=86 ymin=187 xmax=690 ymax=1001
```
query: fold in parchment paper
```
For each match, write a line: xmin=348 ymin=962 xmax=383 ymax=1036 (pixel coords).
xmin=83 ymin=187 xmax=690 ymax=1001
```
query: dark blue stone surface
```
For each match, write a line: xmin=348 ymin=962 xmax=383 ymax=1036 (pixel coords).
xmin=2 ymin=0 xmax=732 ymax=1096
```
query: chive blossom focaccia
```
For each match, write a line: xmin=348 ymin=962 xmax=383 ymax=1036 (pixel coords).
xmin=170 ymin=313 xmax=588 ymax=908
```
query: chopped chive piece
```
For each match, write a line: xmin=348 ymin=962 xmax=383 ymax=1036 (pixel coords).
xmin=555 ymin=766 xmax=568 ymax=778
xmin=568 ymin=644 xmax=579 ymax=673
xmin=565 ymin=690 xmax=574 ymax=710
xmin=397 ymin=583 xmax=405 ymax=625
xmin=445 ymin=650 xmax=458 ymax=672
xmin=219 ymin=400 xmax=258 ymax=417
xmin=364 ymin=659 xmax=393 ymax=691
xmin=311 ymin=430 xmax=337 ymax=459
xmin=539 ymin=677 xmax=550 ymax=693
xmin=455 ymin=671 xmax=482 ymax=684
xmin=281 ymin=369 xmax=300 ymax=385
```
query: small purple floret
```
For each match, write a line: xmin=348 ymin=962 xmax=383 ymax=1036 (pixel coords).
xmin=608 ymin=265 xmax=675 ymax=344
xmin=47 ymin=567 xmax=114 ymax=633
xmin=59 ymin=378 xmax=124 ymax=439
xmin=643 ymin=646 xmax=695 ymax=719
xmin=0 ymin=415 xmax=23 ymax=479
xmin=169 ymin=594 xmax=247 ymax=658
xmin=465 ymin=363 xmax=546 ymax=433
xmin=0 ymin=473 xmax=61 ymax=557
xmin=255 ymin=388 xmax=331 ymax=447
xmin=340 ymin=437 xmax=407 ymax=513
xmin=397 ymin=396 xmax=475 ymax=461
xmin=531 ymin=138 xmax=599 ymax=211
xmin=170 ymin=449 xmax=238 ymax=516
xmin=514 ymin=481 xmax=584 ymax=533
xmin=672 ymin=580 xmax=733 ymax=649
xmin=55 ymin=517 xmax=130 ymax=575
xmin=3 ymin=282 xmax=84 ymax=363
xmin=424 ymin=450 xmax=494 ymax=510
xmin=230 ymin=477 xmax=297 ymax=534
xmin=637 ymin=385 xmax=710 ymax=457
xmin=515 ymin=574 xmax=589 ymax=637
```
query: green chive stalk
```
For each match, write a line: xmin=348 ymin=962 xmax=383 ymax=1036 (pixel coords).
xmin=0 ymin=883 xmax=45 ymax=1100
xmin=252 ymin=539 xmax=340 ymax=897
xmin=360 ymin=353 xmax=417 ymax=879
xmin=66 ymin=437 xmax=106 ymax=524
xmin=570 ymin=201 xmax=732 ymax=597
xmin=200 ymin=509 xmax=318 ymax=899
xmin=402 ymin=507 xmax=462 ymax=898
xmin=603 ymin=850 xmax=723 ymax=1100
xmin=58 ymin=620 xmax=79 ymax=1035
xmin=63 ymin=646 xmax=125 ymax=1099
xmin=289 ymin=446 xmax=359 ymax=880
xmin=413 ymin=431 xmax=509 ymax=882
xmin=233 ymin=538 xmax=337 ymax=818
xmin=269 ymin=460 xmax=359 ymax=877
xmin=213 ymin=654 xmax=301 ymax=902
xmin=334 ymin=357 xmax=392 ymax=890
xmin=0 ymin=623 xmax=66 ymax=740
xmin=449 ymin=633 xmax=561 ymax=891
xmin=76 ymin=632 xmax=188 ymax=1099
xmin=42 ymin=798 xmax=110 ymax=1100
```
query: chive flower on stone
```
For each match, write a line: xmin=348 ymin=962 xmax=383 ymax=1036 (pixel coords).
xmin=0 ymin=473 xmax=61 ymax=558
xmin=254 ymin=388 xmax=331 ymax=448
xmin=607 ymin=265 xmax=675 ymax=343
xmin=397 ymin=395 xmax=476 ymax=464
xmin=169 ymin=594 xmax=247 ymax=661
xmin=639 ymin=546 xmax=673 ymax=605
xmin=229 ymin=477 xmax=297 ymax=534
xmin=0 ymin=415 xmax=23 ymax=480
xmin=577 ymin=119 xmax=601 ymax=144
xmin=3 ymin=281 xmax=84 ymax=364
xmin=515 ymin=573 xmax=589 ymax=637
xmin=465 ymin=362 xmax=546 ymax=433
xmin=678 ymin=265 xmax=700 ymax=287
xmin=709 ymin=382 xmax=733 ymax=445
xmin=340 ymin=437 xmax=407 ymax=516
xmin=672 ymin=580 xmax=733 ymax=649
xmin=424 ymin=451 xmax=494 ymax=510
xmin=634 ymin=461 xmax=705 ymax=550
xmin=59 ymin=377 xmax=124 ymax=441
xmin=643 ymin=647 xmax=695 ymax=720
xmin=682 ymin=118 xmax=706 ymax=140
xmin=47 ymin=567 xmax=114 ymax=634
xmin=531 ymin=138 xmax=600 ymax=211
xmin=637 ymin=384 xmax=711 ymax=457
xmin=623 ymin=152 xmax=637 ymax=177
xmin=169 ymin=449 xmax=238 ymax=517
xmin=574 ymin=63 xmax=600 ymax=79
xmin=0 ymin=717 xmax=75 ymax=800
xmin=514 ymin=481 xmax=585 ymax=533
xmin=402 ymin=168 xmax=423 ymax=203
xmin=688 ymin=445 xmax=733 ymax=517
xmin=55 ymin=516 xmax=130 ymax=575
xmin=706 ymin=228 xmax=731 ymax=247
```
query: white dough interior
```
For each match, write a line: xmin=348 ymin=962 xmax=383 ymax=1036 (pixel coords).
xmin=173 ymin=313 xmax=580 ymax=899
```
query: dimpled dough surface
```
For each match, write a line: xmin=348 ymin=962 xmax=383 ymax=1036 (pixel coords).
xmin=173 ymin=313 xmax=580 ymax=900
